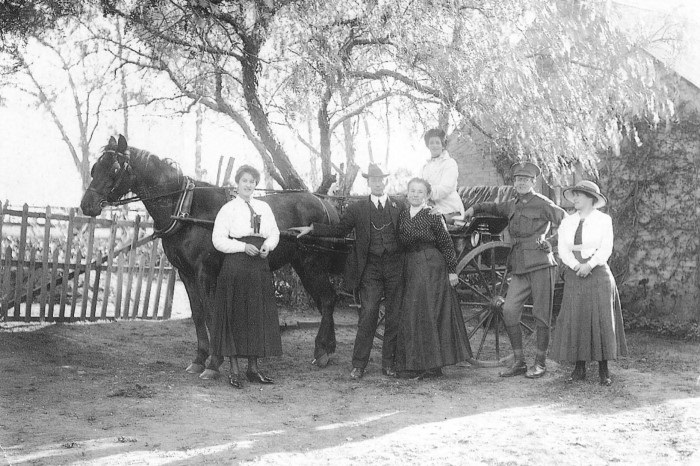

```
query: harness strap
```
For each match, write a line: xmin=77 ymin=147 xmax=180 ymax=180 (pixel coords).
xmin=154 ymin=177 xmax=196 ymax=239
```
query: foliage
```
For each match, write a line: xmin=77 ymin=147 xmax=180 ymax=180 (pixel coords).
xmin=624 ymin=310 xmax=700 ymax=342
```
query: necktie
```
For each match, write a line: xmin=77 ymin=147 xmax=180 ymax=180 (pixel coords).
xmin=573 ymin=219 xmax=584 ymax=262
xmin=377 ymin=200 xmax=383 ymax=212
xmin=245 ymin=201 xmax=259 ymax=233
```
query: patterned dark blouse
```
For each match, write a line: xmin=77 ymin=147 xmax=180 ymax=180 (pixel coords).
xmin=399 ymin=209 xmax=458 ymax=273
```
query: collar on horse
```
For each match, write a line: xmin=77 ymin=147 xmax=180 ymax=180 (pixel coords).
xmin=154 ymin=176 xmax=196 ymax=239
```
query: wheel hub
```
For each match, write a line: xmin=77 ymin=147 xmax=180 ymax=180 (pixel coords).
xmin=490 ymin=295 xmax=505 ymax=310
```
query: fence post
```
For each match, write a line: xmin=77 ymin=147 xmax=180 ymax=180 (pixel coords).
xmin=115 ymin=253 xmax=125 ymax=319
xmin=142 ymin=240 xmax=159 ymax=318
xmin=100 ymin=217 xmax=118 ymax=320
xmin=39 ymin=206 xmax=51 ymax=321
xmin=13 ymin=204 xmax=29 ymax=319
xmin=80 ymin=217 xmax=96 ymax=319
xmin=58 ymin=208 xmax=76 ymax=322
xmin=132 ymin=255 xmax=146 ymax=318
xmin=153 ymin=257 xmax=166 ymax=319
xmin=47 ymin=247 xmax=60 ymax=321
xmin=163 ymin=267 xmax=177 ymax=320
xmin=24 ymin=247 xmax=36 ymax=322
xmin=123 ymin=215 xmax=141 ymax=319
xmin=1 ymin=247 xmax=12 ymax=320
xmin=70 ymin=250 xmax=82 ymax=320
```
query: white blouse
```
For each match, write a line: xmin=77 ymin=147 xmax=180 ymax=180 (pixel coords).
xmin=558 ymin=209 xmax=614 ymax=270
xmin=421 ymin=151 xmax=465 ymax=215
xmin=212 ymin=197 xmax=280 ymax=254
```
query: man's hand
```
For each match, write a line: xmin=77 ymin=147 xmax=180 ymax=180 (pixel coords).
xmin=244 ymin=244 xmax=260 ymax=256
xmin=289 ymin=225 xmax=313 ymax=238
xmin=424 ymin=205 xmax=441 ymax=216
xmin=576 ymin=262 xmax=593 ymax=277
xmin=449 ymin=273 xmax=459 ymax=287
xmin=259 ymin=243 xmax=270 ymax=259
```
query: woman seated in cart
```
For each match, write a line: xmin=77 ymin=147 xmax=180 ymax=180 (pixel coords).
xmin=395 ymin=177 xmax=472 ymax=379
xmin=421 ymin=128 xmax=465 ymax=221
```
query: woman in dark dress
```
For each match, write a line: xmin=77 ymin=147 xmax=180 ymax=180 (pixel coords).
xmin=211 ymin=165 xmax=282 ymax=388
xmin=551 ymin=181 xmax=627 ymax=386
xmin=396 ymin=178 xmax=472 ymax=378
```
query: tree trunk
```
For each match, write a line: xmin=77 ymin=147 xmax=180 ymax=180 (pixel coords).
xmin=116 ymin=18 xmax=129 ymax=139
xmin=339 ymin=88 xmax=359 ymax=195
xmin=317 ymin=80 xmax=335 ymax=190
xmin=241 ymin=38 xmax=307 ymax=190
xmin=194 ymin=104 xmax=204 ymax=180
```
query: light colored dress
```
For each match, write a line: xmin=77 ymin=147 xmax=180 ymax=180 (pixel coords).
xmin=421 ymin=150 xmax=465 ymax=216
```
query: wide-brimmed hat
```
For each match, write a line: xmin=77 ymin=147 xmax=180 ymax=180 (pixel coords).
xmin=511 ymin=161 xmax=541 ymax=179
xmin=362 ymin=163 xmax=390 ymax=178
xmin=563 ymin=180 xmax=607 ymax=208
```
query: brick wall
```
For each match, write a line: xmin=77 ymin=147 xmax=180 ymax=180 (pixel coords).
xmin=447 ymin=126 xmax=504 ymax=187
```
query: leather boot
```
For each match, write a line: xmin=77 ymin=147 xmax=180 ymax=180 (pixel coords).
xmin=566 ymin=361 xmax=586 ymax=382
xmin=599 ymin=360 xmax=612 ymax=386
xmin=525 ymin=327 xmax=549 ymax=379
xmin=499 ymin=325 xmax=527 ymax=377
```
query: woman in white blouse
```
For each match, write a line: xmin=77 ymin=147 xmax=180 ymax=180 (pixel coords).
xmin=551 ymin=181 xmax=627 ymax=386
xmin=211 ymin=165 xmax=282 ymax=388
xmin=421 ymin=128 xmax=465 ymax=219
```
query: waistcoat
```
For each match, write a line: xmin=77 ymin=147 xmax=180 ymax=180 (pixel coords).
xmin=369 ymin=203 xmax=398 ymax=256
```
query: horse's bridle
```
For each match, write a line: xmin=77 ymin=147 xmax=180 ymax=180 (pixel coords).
xmin=86 ymin=148 xmax=137 ymax=207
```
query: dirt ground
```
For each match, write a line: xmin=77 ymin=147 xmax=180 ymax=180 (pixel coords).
xmin=1 ymin=305 xmax=699 ymax=466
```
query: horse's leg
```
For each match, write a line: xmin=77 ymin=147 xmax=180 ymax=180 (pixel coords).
xmin=199 ymin=266 xmax=224 ymax=379
xmin=292 ymin=256 xmax=338 ymax=366
xmin=179 ymin=271 xmax=211 ymax=375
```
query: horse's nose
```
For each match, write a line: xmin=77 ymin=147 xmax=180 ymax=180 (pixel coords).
xmin=80 ymin=191 xmax=102 ymax=217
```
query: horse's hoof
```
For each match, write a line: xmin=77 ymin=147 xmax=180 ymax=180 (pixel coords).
xmin=185 ymin=363 xmax=206 ymax=374
xmin=199 ymin=369 xmax=220 ymax=380
xmin=311 ymin=352 xmax=330 ymax=368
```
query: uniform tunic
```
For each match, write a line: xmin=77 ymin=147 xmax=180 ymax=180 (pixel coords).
xmin=395 ymin=207 xmax=471 ymax=371
xmin=422 ymin=151 xmax=465 ymax=216
xmin=551 ymin=210 xmax=628 ymax=362
xmin=211 ymin=196 xmax=282 ymax=358
xmin=473 ymin=191 xmax=566 ymax=327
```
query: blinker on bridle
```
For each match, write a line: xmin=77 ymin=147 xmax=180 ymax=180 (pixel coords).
xmin=87 ymin=148 xmax=134 ymax=206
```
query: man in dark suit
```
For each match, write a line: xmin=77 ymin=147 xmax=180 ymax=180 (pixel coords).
xmin=292 ymin=164 xmax=405 ymax=379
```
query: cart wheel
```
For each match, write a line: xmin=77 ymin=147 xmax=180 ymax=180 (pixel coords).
xmin=455 ymin=241 xmax=536 ymax=368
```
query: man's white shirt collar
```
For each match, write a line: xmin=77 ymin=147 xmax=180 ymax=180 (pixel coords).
xmin=370 ymin=194 xmax=388 ymax=208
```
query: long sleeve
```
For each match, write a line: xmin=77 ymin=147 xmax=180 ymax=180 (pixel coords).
xmin=312 ymin=203 xmax=358 ymax=237
xmin=558 ymin=216 xmax=580 ymax=270
xmin=587 ymin=214 xmax=614 ymax=268
xmin=212 ymin=202 xmax=247 ymax=253
xmin=427 ymin=157 xmax=459 ymax=202
xmin=261 ymin=202 xmax=280 ymax=251
xmin=431 ymin=214 xmax=458 ymax=273
xmin=473 ymin=199 xmax=514 ymax=218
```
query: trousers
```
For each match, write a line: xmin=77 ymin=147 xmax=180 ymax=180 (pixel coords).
xmin=353 ymin=252 xmax=403 ymax=369
xmin=503 ymin=266 xmax=556 ymax=328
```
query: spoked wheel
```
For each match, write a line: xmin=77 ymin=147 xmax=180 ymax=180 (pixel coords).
xmin=455 ymin=241 xmax=536 ymax=367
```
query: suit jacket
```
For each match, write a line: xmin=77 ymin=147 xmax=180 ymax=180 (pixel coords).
xmin=312 ymin=196 xmax=404 ymax=290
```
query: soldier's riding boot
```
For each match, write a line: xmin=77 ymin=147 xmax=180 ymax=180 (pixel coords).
xmin=525 ymin=326 xmax=549 ymax=379
xmin=499 ymin=325 xmax=527 ymax=377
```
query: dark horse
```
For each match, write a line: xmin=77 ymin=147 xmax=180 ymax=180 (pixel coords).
xmin=80 ymin=135 xmax=343 ymax=378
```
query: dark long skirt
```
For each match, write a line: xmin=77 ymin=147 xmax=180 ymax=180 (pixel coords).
xmin=211 ymin=236 xmax=282 ymax=358
xmin=551 ymin=264 xmax=628 ymax=362
xmin=396 ymin=245 xmax=472 ymax=371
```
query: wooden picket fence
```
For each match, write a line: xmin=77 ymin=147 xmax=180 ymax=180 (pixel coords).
xmin=0 ymin=201 xmax=178 ymax=322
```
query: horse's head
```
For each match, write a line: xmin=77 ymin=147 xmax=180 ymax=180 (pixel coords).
xmin=80 ymin=134 xmax=136 ymax=217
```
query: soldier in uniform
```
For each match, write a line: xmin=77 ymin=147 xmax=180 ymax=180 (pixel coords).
xmin=463 ymin=162 xmax=566 ymax=378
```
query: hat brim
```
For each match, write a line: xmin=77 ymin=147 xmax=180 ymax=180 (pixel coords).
xmin=563 ymin=187 xmax=607 ymax=208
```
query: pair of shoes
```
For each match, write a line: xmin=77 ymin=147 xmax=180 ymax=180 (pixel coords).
xmin=600 ymin=376 xmax=612 ymax=386
xmin=311 ymin=352 xmax=330 ymax=368
xmin=525 ymin=364 xmax=547 ymax=379
xmin=246 ymin=370 xmax=274 ymax=384
xmin=350 ymin=367 xmax=364 ymax=379
xmin=499 ymin=361 xmax=527 ymax=377
xmin=228 ymin=374 xmax=243 ymax=389
xmin=381 ymin=367 xmax=397 ymax=378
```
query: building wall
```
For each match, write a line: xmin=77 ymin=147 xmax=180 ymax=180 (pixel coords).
xmin=447 ymin=126 xmax=504 ymax=187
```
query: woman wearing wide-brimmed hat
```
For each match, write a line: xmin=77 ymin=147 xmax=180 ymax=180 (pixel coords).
xmin=550 ymin=181 xmax=628 ymax=386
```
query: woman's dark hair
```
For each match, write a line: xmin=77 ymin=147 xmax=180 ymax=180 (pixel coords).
xmin=573 ymin=189 xmax=597 ymax=202
xmin=235 ymin=165 xmax=261 ymax=184
xmin=423 ymin=128 xmax=447 ymax=148
xmin=407 ymin=177 xmax=432 ymax=196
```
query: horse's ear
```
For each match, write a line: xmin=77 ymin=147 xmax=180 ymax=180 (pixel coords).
xmin=117 ymin=134 xmax=128 ymax=152
xmin=108 ymin=136 xmax=117 ymax=146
